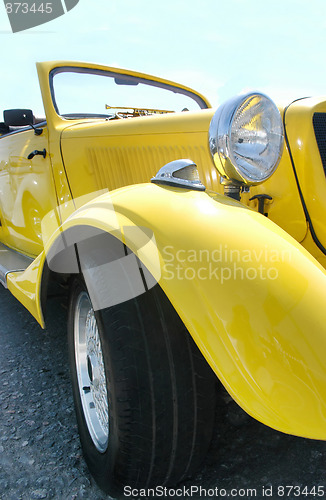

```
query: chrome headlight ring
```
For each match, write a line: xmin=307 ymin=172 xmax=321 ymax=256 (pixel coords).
xmin=209 ymin=92 xmax=284 ymax=186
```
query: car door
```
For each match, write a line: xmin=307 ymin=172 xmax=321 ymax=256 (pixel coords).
xmin=0 ymin=125 xmax=58 ymax=257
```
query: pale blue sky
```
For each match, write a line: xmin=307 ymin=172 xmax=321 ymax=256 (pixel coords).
xmin=0 ymin=0 xmax=325 ymax=115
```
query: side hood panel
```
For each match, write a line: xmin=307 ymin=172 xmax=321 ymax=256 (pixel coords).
xmin=60 ymin=111 xmax=307 ymax=243
xmin=60 ymin=110 xmax=219 ymax=206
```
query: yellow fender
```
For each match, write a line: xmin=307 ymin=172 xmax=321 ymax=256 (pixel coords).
xmin=7 ymin=183 xmax=326 ymax=439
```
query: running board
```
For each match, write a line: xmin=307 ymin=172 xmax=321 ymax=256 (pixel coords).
xmin=0 ymin=243 xmax=33 ymax=288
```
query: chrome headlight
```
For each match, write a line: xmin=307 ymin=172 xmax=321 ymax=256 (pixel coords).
xmin=209 ymin=92 xmax=284 ymax=185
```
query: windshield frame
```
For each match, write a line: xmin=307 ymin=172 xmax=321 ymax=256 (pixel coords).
xmin=49 ymin=65 xmax=210 ymax=119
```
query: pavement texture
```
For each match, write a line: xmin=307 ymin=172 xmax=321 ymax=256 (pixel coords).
xmin=0 ymin=285 xmax=326 ymax=500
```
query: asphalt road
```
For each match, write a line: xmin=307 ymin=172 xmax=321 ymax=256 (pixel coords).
xmin=0 ymin=285 xmax=326 ymax=500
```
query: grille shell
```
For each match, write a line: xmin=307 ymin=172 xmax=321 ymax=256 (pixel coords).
xmin=313 ymin=112 xmax=326 ymax=175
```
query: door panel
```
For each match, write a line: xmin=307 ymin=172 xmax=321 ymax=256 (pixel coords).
xmin=0 ymin=127 xmax=58 ymax=257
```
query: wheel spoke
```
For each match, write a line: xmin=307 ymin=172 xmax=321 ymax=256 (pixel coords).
xmin=74 ymin=291 xmax=109 ymax=452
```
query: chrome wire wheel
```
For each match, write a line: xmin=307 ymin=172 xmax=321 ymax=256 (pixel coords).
xmin=68 ymin=277 xmax=216 ymax=495
xmin=74 ymin=291 xmax=109 ymax=452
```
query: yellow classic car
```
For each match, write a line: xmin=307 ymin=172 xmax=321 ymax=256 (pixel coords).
xmin=1 ymin=60 xmax=326 ymax=496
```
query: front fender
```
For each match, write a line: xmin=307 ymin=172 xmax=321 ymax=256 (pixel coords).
xmin=9 ymin=183 xmax=326 ymax=439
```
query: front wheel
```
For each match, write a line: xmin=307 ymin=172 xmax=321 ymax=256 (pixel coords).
xmin=68 ymin=278 xmax=216 ymax=495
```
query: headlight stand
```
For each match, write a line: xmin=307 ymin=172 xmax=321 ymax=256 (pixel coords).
xmin=222 ymin=182 xmax=241 ymax=201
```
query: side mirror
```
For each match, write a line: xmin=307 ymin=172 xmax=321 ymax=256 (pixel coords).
xmin=3 ymin=109 xmax=34 ymax=126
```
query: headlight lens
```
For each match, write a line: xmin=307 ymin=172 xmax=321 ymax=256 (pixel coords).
xmin=209 ymin=92 xmax=284 ymax=185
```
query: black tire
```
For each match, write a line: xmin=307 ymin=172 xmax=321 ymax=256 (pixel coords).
xmin=68 ymin=277 xmax=216 ymax=496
